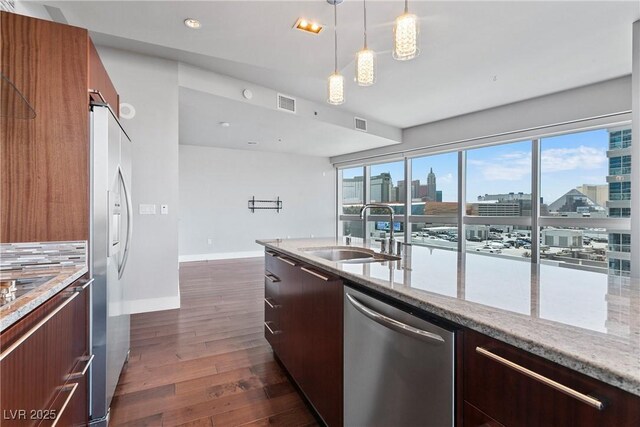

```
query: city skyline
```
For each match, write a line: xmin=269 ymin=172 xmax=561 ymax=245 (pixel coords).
xmin=342 ymin=129 xmax=611 ymax=205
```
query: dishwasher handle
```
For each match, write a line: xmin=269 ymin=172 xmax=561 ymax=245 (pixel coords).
xmin=346 ymin=293 xmax=445 ymax=344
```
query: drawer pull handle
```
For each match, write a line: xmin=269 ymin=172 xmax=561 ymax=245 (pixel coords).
xmin=276 ymin=256 xmax=296 ymax=266
xmin=264 ymin=273 xmax=280 ymax=283
xmin=301 ymin=267 xmax=330 ymax=281
xmin=264 ymin=321 xmax=282 ymax=335
xmin=0 ymin=291 xmax=80 ymax=362
xmin=475 ymin=347 xmax=604 ymax=411
xmin=266 ymin=250 xmax=277 ymax=257
xmin=264 ymin=298 xmax=281 ymax=309
xmin=346 ymin=293 xmax=445 ymax=344
xmin=51 ymin=382 xmax=79 ymax=427
xmin=67 ymin=354 xmax=95 ymax=380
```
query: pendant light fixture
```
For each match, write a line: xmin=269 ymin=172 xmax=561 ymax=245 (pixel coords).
xmin=355 ymin=0 xmax=376 ymax=86
xmin=327 ymin=0 xmax=345 ymax=105
xmin=393 ymin=0 xmax=420 ymax=61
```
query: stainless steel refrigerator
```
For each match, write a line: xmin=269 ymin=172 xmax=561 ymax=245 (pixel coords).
xmin=89 ymin=101 xmax=133 ymax=425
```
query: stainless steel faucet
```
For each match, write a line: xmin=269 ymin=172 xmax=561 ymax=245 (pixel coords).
xmin=360 ymin=203 xmax=396 ymax=255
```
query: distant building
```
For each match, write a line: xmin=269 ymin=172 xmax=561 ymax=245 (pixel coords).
xmin=397 ymin=179 xmax=420 ymax=201
xmin=477 ymin=201 xmax=521 ymax=217
xmin=426 ymin=168 xmax=437 ymax=201
xmin=370 ymin=173 xmax=393 ymax=203
xmin=343 ymin=175 xmax=364 ymax=204
xmin=542 ymin=229 xmax=583 ymax=248
xmin=475 ymin=192 xmax=532 ymax=216
xmin=436 ymin=190 xmax=443 ymax=202
xmin=576 ymin=184 xmax=608 ymax=208
xmin=548 ymin=189 xmax=604 ymax=214
xmin=424 ymin=202 xmax=459 ymax=216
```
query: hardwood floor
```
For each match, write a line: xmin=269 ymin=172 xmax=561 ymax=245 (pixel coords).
xmin=110 ymin=258 xmax=319 ymax=426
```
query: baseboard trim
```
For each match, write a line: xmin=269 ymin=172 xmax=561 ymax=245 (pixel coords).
xmin=123 ymin=295 xmax=181 ymax=314
xmin=178 ymin=251 xmax=264 ymax=263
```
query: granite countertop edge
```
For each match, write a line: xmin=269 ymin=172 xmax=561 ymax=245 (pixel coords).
xmin=0 ymin=266 xmax=88 ymax=332
xmin=257 ymin=239 xmax=640 ymax=397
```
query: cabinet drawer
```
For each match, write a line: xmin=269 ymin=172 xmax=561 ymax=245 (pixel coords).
xmin=0 ymin=279 xmax=90 ymax=426
xmin=464 ymin=330 xmax=640 ymax=427
xmin=264 ymin=270 xmax=280 ymax=300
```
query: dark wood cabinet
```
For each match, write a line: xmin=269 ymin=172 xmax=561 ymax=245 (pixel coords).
xmin=264 ymin=251 xmax=343 ymax=426
xmin=0 ymin=278 xmax=91 ymax=426
xmin=463 ymin=330 xmax=640 ymax=427
xmin=0 ymin=11 xmax=119 ymax=243
xmin=297 ymin=265 xmax=343 ymax=427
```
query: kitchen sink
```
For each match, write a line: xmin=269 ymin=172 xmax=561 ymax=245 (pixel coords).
xmin=302 ymin=246 xmax=401 ymax=263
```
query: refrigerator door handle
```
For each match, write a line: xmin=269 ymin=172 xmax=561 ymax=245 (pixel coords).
xmin=118 ymin=166 xmax=133 ymax=279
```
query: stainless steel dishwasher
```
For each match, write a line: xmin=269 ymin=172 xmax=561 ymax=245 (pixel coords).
xmin=344 ymin=286 xmax=455 ymax=427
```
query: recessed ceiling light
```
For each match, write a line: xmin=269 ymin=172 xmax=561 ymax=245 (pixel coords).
xmin=248 ymin=141 xmax=259 ymax=145
xmin=219 ymin=122 xmax=230 ymax=127
xmin=184 ymin=18 xmax=201 ymax=29
xmin=294 ymin=18 xmax=323 ymax=35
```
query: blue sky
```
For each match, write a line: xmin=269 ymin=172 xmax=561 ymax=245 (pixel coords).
xmin=343 ymin=129 xmax=610 ymax=205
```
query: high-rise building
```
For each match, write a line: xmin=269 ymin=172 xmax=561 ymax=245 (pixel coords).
xmin=342 ymin=175 xmax=364 ymax=204
xmin=606 ymin=127 xmax=632 ymax=276
xmin=370 ymin=173 xmax=393 ymax=203
xmin=426 ymin=168 xmax=437 ymax=201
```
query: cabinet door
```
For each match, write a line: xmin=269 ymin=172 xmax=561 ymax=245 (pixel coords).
xmin=0 ymin=11 xmax=89 ymax=243
xmin=298 ymin=265 xmax=343 ymax=427
xmin=464 ymin=330 xmax=640 ymax=427
xmin=0 ymin=279 xmax=90 ymax=426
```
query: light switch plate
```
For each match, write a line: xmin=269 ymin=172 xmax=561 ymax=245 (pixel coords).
xmin=139 ymin=204 xmax=156 ymax=215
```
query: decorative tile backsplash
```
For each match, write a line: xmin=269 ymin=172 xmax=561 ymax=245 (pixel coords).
xmin=0 ymin=241 xmax=87 ymax=271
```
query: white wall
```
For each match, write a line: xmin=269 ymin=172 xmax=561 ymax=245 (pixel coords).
xmin=97 ymin=47 xmax=181 ymax=314
xmin=179 ymin=145 xmax=335 ymax=261
xmin=331 ymin=76 xmax=632 ymax=164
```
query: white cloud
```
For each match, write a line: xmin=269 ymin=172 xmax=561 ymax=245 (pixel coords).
xmin=469 ymin=151 xmax=530 ymax=181
xmin=469 ymin=146 xmax=605 ymax=182
xmin=541 ymin=146 xmax=605 ymax=172
xmin=439 ymin=172 xmax=454 ymax=184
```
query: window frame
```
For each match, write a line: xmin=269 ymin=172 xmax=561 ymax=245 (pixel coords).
xmin=336 ymin=120 xmax=633 ymax=266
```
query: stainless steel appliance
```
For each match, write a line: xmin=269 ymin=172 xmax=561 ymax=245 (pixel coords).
xmin=344 ymin=286 xmax=455 ymax=426
xmin=89 ymin=101 xmax=133 ymax=426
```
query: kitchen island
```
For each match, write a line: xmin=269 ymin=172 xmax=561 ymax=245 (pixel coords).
xmin=257 ymin=237 xmax=640 ymax=426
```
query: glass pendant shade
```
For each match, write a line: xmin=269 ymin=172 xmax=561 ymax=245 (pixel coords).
xmin=393 ymin=12 xmax=419 ymax=61
xmin=356 ymin=48 xmax=376 ymax=86
xmin=328 ymin=73 xmax=345 ymax=105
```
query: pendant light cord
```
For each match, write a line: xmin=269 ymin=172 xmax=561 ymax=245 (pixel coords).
xmin=404 ymin=0 xmax=409 ymax=14
xmin=334 ymin=2 xmax=338 ymax=73
xmin=363 ymin=0 xmax=368 ymax=48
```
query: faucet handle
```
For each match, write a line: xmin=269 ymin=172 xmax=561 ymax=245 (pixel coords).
xmin=345 ymin=235 xmax=352 ymax=245
xmin=379 ymin=238 xmax=387 ymax=254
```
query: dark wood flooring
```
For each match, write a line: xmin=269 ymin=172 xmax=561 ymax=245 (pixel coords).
xmin=110 ymin=258 xmax=319 ymax=426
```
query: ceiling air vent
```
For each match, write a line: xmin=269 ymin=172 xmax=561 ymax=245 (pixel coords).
xmin=354 ymin=117 xmax=368 ymax=132
xmin=277 ymin=93 xmax=296 ymax=113
xmin=0 ymin=0 xmax=16 ymax=12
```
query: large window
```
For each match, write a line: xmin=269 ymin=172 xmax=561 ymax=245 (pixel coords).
xmin=337 ymin=125 xmax=633 ymax=274
xmin=466 ymin=141 xmax=532 ymax=217
xmin=409 ymin=152 xmax=459 ymax=248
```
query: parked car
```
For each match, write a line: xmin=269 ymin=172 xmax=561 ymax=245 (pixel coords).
xmin=501 ymin=241 xmax=513 ymax=248
xmin=476 ymin=245 xmax=502 ymax=254
xmin=523 ymin=243 xmax=532 ymax=249
xmin=468 ymin=236 xmax=483 ymax=242
xmin=488 ymin=242 xmax=505 ymax=249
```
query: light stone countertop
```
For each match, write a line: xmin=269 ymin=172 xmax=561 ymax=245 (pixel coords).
xmin=0 ymin=265 xmax=88 ymax=332
xmin=257 ymin=237 xmax=640 ymax=397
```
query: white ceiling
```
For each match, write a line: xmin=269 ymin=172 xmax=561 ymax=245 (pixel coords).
xmin=43 ymin=1 xmax=639 ymax=129
xmin=179 ymin=87 xmax=401 ymax=156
